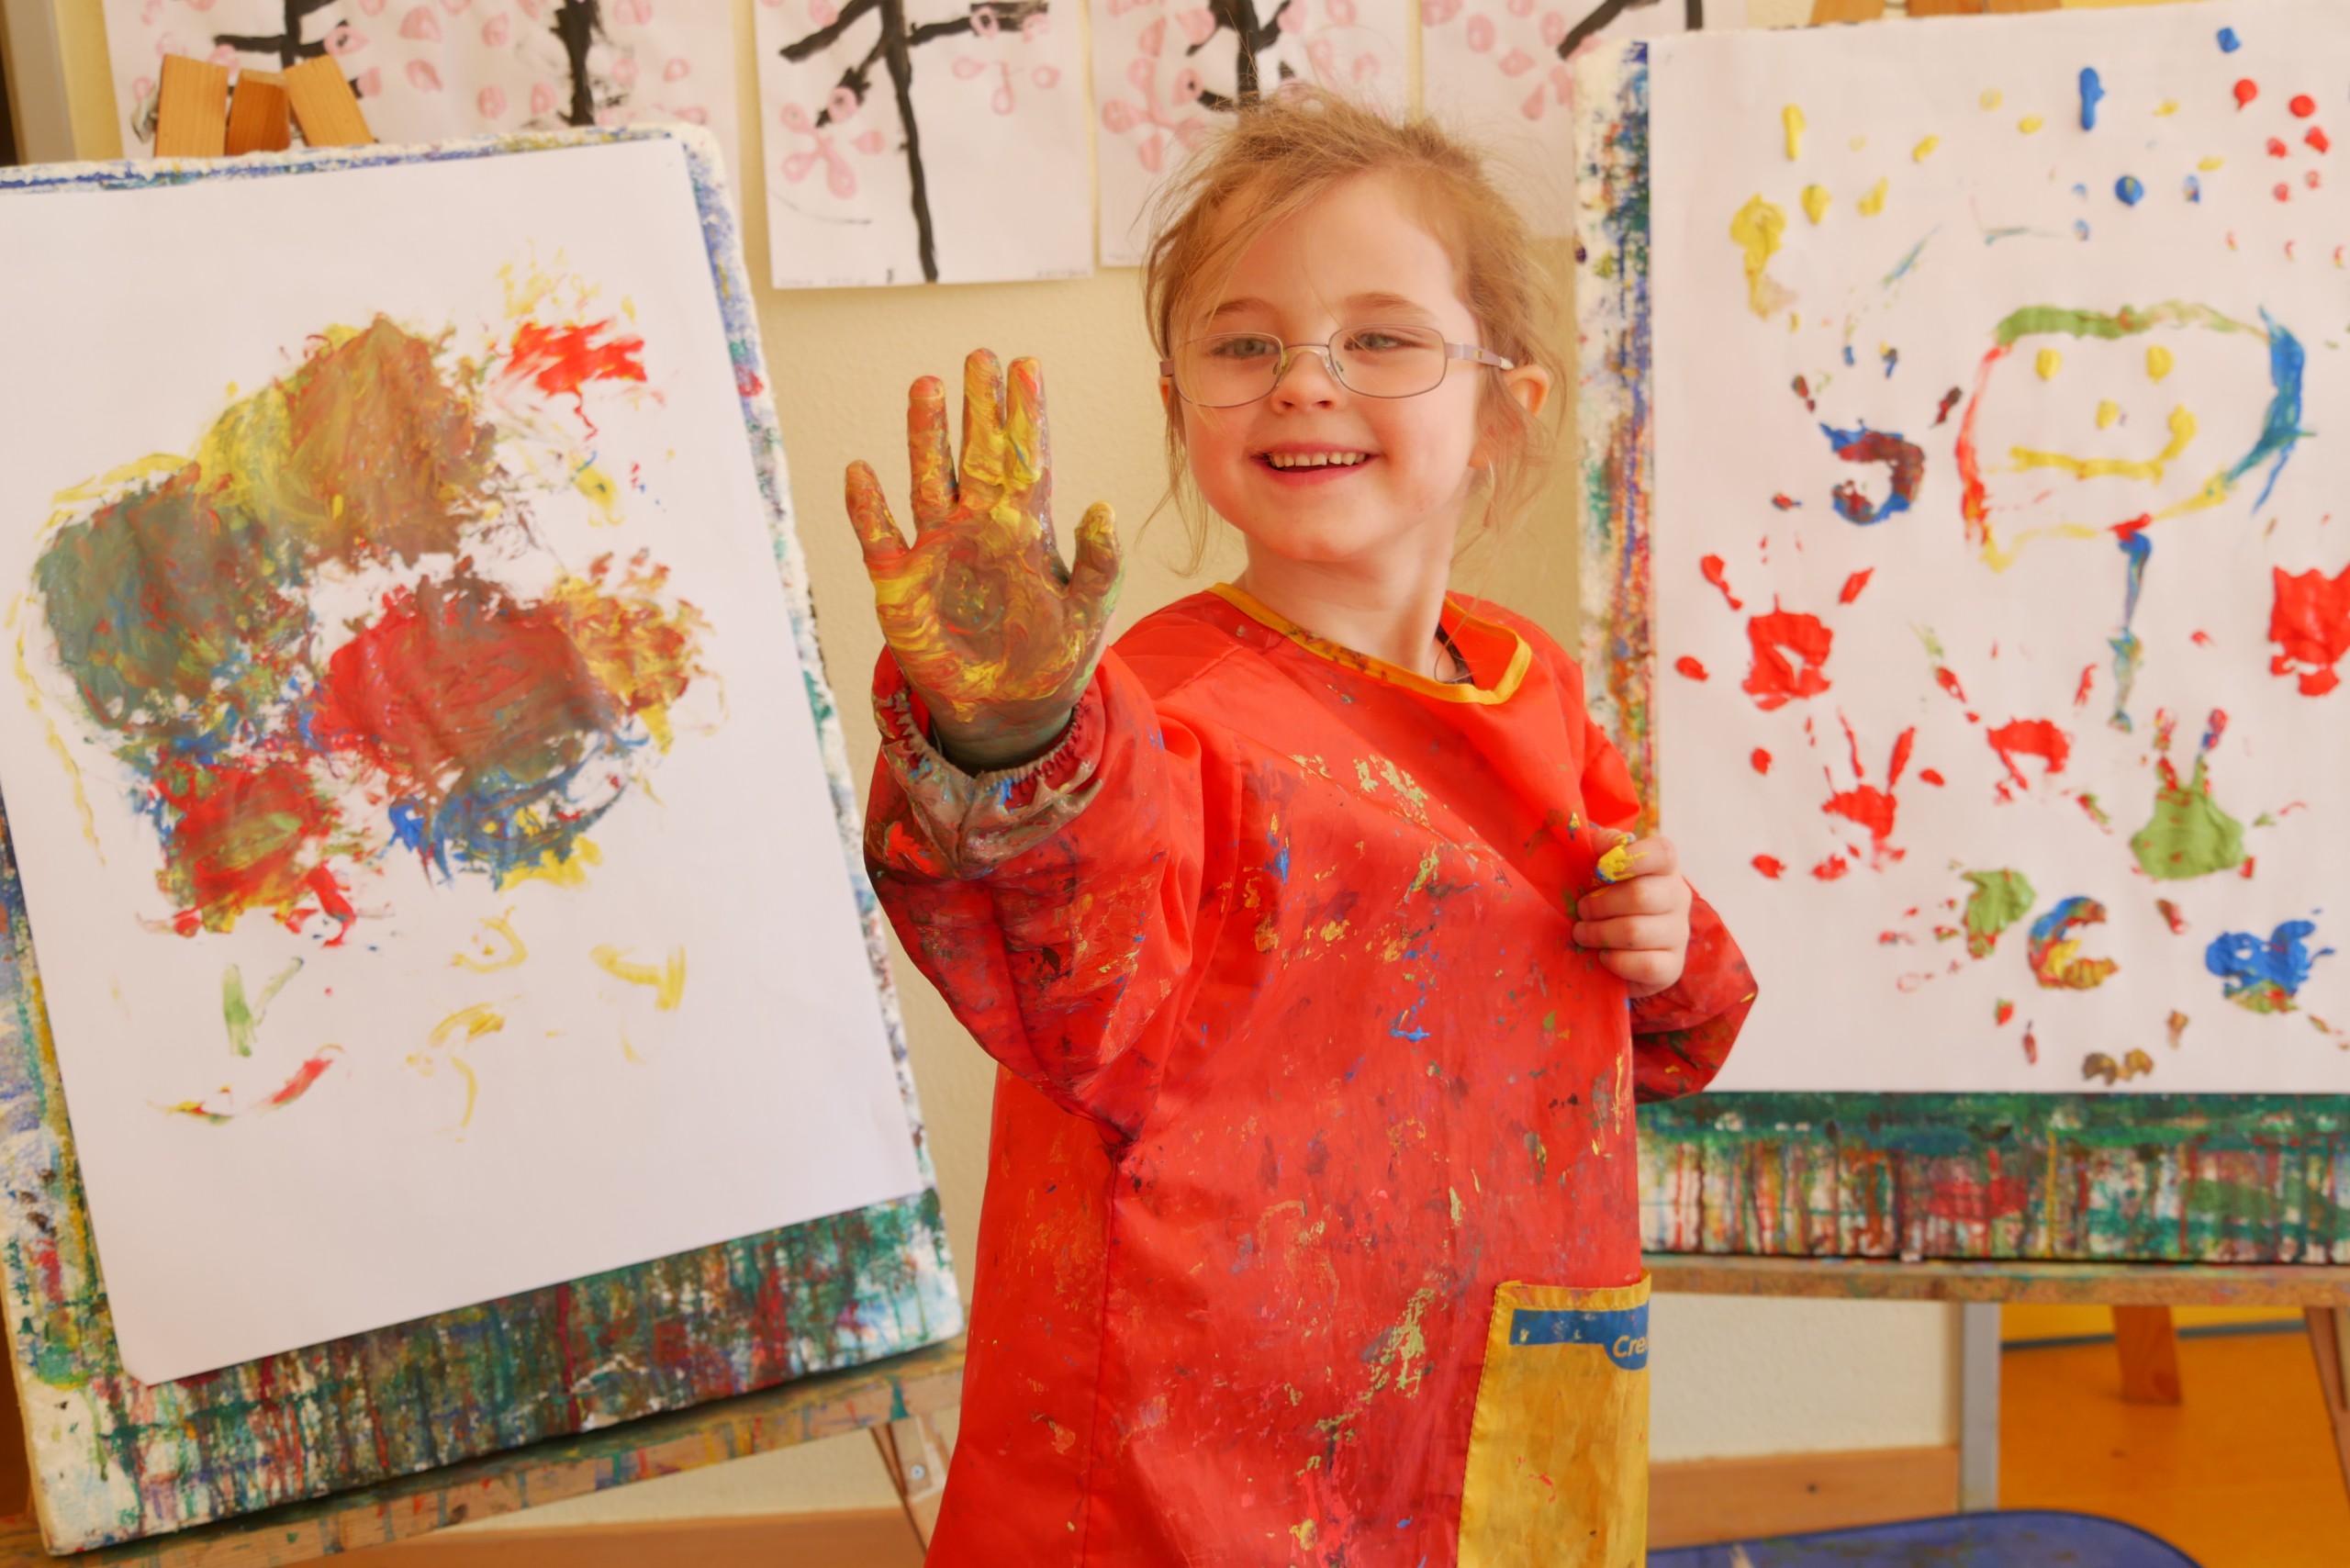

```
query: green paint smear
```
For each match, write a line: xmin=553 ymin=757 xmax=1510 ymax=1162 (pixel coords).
xmin=1991 ymin=300 xmax=2261 ymax=348
xmin=1960 ymin=868 xmax=2036 ymax=959
xmin=2227 ymin=980 xmax=2297 ymax=1015
xmin=220 ymin=958 xmax=303 ymax=1058
xmin=2131 ymin=757 xmax=2246 ymax=880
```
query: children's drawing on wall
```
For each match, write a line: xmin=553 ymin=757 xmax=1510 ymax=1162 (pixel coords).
xmin=1091 ymin=0 xmax=1407 ymax=265
xmin=1648 ymin=0 xmax=2347 ymax=1092
xmin=99 ymin=1 xmax=744 ymax=178
xmin=1427 ymin=0 xmax=1724 ymax=236
xmin=0 ymin=139 xmax=922 ymax=1383
xmin=755 ymin=0 xmax=1091 ymax=286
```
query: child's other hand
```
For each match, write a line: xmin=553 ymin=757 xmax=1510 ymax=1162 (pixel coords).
xmin=1572 ymin=834 xmax=1692 ymax=999
xmin=846 ymin=349 xmax=1123 ymax=771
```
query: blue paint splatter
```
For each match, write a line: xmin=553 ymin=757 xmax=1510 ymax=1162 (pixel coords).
xmin=2185 ymin=174 xmax=2202 ymax=203
xmin=2232 ymin=313 xmax=2309 ymax=513
xmin=1881 ymin=346 xmax=1899 ymax=379
xmin=2206 ymin=920 xmax=2332 ymax=1012
xmin=2080 ymin=67 xmax=2106 ymax=130
xmin=2218 ymin=27 xmax=2241 ymax=52
xmin=2074 ymin=218 xmax=2092 ymax=241
xmin=2116 ymin=175 xmax=2144 ymax=206
xmin=1842 ymin=344 xmax=1856 ymax=368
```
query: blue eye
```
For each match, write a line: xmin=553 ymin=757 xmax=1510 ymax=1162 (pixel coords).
xmin=1342 ymin=326 xmax=1430 ymax=355
xmin=1206 ymin=334 xmax=1281 ymax=361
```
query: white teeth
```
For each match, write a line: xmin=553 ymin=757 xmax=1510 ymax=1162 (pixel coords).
xmin=1265 ymin=452 xmax=1369 ymax=469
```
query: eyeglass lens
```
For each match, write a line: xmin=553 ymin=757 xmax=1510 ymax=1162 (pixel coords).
xmin=1176 ymin=325 xmax=1451 ymax=408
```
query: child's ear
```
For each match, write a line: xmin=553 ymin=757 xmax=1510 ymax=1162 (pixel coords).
xmin=1472 ymin=364 xmax=1551 ymax=465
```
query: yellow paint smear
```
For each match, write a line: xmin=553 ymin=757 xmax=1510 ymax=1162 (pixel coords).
xmin=1981 ymin=88 xmax=2004 ymax=110
xmin=453 ymin=911 xmax=529 ymax=973
xmin=593 ymin=945 xmax=688 ymax=1011
xmin=12 ymin=610 xmax=99 ymax=861
xmin=1801 ymin=185 xmax=1831 ymax=224
xmin=2199 ymin=156 xmax=2224 ymax=172
xmin=574 ymin=461 xmax=622 ymax=525
xmin=2147 ymin=344 xmax=2175 ymax=381
xmin=1913 ymin=136 xmax=1940 ymax=162
xmin=418 ymin=1003 xmax=508 ymax=1130
xmin=1782 ymin=104 xmax=1806 ymax=161
xmin=2020 ymin=116 xmax=2044 ymax=134
xmin=2011 ymin=405 xmax=2197 ymax=483
xmin=1857 ymin=178 xmax=1888 ymax=217
xmin=2097 ymin=400 xmax=2121 ymax=431
xmin=2155 ymin=100 xmax=2179 ymax=117
xmin=1729 ymin=196 xmax=1796 ymax=319
xmin=506 ymin=837 xmax=603 ymax=889
xmin=2035 ymin=347 xmax=2063 ymax=380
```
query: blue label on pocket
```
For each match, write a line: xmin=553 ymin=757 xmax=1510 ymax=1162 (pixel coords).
xmin=1508 ymin=1304 xmax=1650 ymax=1370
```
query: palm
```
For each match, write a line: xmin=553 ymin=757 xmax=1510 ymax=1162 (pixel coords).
xmin=848 ymin=351 xmax=1121 ymax=763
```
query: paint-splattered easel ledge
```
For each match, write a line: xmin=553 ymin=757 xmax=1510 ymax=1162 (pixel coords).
xmin=0 ymin=129 xmax=958 ymax=1557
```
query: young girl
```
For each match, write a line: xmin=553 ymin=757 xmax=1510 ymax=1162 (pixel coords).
xmin=845 ymin=90 xmax=1754 ymax=1567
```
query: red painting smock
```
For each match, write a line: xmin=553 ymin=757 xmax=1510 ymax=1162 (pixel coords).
xmin=865 ymin=585 xmax=1755 ymax=1565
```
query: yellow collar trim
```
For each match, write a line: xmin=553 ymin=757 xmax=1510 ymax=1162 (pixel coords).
xmin=1208 ymin=582 xmax=1532 ymax=705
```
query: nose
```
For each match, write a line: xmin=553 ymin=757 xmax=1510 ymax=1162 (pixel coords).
xmin=1270 ymin=346 xmax=1344 ymax=409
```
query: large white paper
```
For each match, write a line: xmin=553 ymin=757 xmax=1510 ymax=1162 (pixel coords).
xmin=1427 ymin=0 xmax=1729 ymax=237
xmin=99 ymin=1 xmax=743 ymax=180
xmin=1649 ymin=0 xmax=2350 ymax=1092
xmin=754 ymin=0 xmax=1091 ymax=286
xmin=0 ymin=137 xmax=923 ymax=1381
xmin=1091 ymin=0 xmax=1408 ymax=267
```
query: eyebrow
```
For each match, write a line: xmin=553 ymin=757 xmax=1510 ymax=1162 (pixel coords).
xmin=1204 ymin=291 xmax=1442 ymax=325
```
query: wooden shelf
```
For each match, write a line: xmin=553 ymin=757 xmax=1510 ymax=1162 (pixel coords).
xmin=0 ymin=1338 xmax=963 ymax=1567
xmin=1650 ymin=1254 xmax=2350 ymax=1306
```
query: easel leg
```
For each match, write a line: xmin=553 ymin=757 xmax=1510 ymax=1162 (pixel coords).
xmin=2304 ymin=1308 xmax=2350 ymax=1507
xmin=2113 ymin=1305 xmax=2183 ymax=1405
xmin=873 ymin=1412 xmax=950 ymax=1550
xmin=1958 ymin=1302 xmax=2000 ymax=1512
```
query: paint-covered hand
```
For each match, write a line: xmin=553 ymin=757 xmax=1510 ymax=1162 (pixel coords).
xmin=1572 ymin=834 xmax=1692 ymax=999
xmin=847 ymin=349 xmax=1123 ymax=772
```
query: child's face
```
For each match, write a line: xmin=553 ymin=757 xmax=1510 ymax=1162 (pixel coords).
xmin=1171 ymin=173 xmax=1543 ymax=575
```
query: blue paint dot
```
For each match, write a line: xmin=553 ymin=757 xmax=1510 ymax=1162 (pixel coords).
xmin=2184 ymin=174 xmax=2202 ymax=203
xmin=2218 ymin=27 xmax=2241 ymax=52
xmin=2074 ymin=218 xmax=2091 ymax=241
xmin=2116 ymin=175 xmax=2145 ymax=206
xmin=2079 ymin=66 xmax=2106 ymax=130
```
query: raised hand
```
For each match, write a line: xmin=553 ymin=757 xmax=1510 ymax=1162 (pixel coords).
xmin=848 ymin=350 xmax=1123 ymax=772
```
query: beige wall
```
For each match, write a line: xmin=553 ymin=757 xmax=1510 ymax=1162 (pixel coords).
xmin=33 ymin=0 xmax=1953 ymax=1525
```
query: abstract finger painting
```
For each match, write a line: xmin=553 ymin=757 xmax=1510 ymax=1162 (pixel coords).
xmin=0 ymin=133 xmax=933 ymax=1386
xmin=1645 ymin=0 xmax=2348 ymax=1092
xmin=99 ymin=1 xmax=743 ymax=180
xmin=755 ymin=0 xmax=1092 ymax=286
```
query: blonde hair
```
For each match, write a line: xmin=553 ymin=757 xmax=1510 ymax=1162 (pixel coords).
xmin=1141 ymin=87 xmax=1565 ymax=569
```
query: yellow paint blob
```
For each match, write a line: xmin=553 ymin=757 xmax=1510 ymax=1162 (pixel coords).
xmin=1728 ymin=195 xmax=1796 ymax=319
xmin=2035 ymin=347 xmax=2064 ymax=380
xmin=2155 ymin=100 xmax=2179 ymax=117
xmin=1782 ymin=104 xmax=1806 ymax=161
xmin=2097 ymin=399 xmax=2121 ymax=431
xmin=592 ymin=945 xmax=688 ymax=1011
xmin=1801 ymin=184 xmax=1831 ymax=224
xmin=452 ymin=911 xmax=529 ymax=974
xmin=1857 ymin=177 xmax=1889 ymax=217
xmin=1981 ymin=88 xmax=2004 ymax=110
xmin=2011 ymin=405 xmax=2199 ymax=483
xmin=1913 ymin=136 xmax=1940 ymax=162
xmin=1849 ymin=135 xmax=1866 ymax=151
xmin=2147 ymin=344 xmax=2176 ymax=382
xmin=2199 ymin=156 xmax=2224 ymax=171
xmin=2020 ymin=116 xmax=2045 ymax=134
xmin=574 ymin=461 xmax=622 ymax=525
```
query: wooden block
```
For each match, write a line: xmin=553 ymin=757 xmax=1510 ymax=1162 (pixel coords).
xmin=2113 ymin=1305 xmax=2183 ymax=1405
xmin=1649 ymin=1443 xmax=1960 ymax=1549
xmin=1807 ymin=0 xmax=1886 ymax=21
xmin=225 ymin=72 xmax=292 ymax=157
xmin=284 ymin=58 xmax=375 ymax=148
xmin=154 ymin=56 xmax=230 ymax=160
xmin=870 ymin=1413 xmax=948 ymax=1548
xmin=1906 ymin=0 xmax=2060 ymax=14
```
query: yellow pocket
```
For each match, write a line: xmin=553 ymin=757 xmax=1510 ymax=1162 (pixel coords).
xmin=1457 ymin=1276 xmax=1650 ymax=1568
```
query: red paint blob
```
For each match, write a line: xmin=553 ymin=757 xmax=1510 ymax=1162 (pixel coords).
xmin=1995 ymin=1001 xmax=2015 ymax=1026
xmin=2268 ymin=562 xmax=2350 ymax=695
xmin=1742 ymin=609 xmax=1833 ymax=711
xmin=2291 ymin=94 xmax=2317 ymax=118
xmin=1751 ymin=747 xmax=1774 ymax=775
xmin=1934 ymin=666 xmax=1969 ymax=705
xmin=2191 ymin=630 xmax=2213 ymax=647
xmin=2158 ymin=899 xmax=2188 ymax=935
xmin=504 ymin=319 xmax=648 ymax=429
xmin=2074 ymin=664 xmax=2096 ymax=708
xmin=1752 ymin=854 xmax=1786 ymax=879
xmin=1770 ymin=493 xmax=1801 ymax=511
xmin=1839 ymin=568 xmax=1874 ymax=605
xmin=2022 ymin=1025 xmax=2039 ymax=1065
xmin=2311 ymin=127 xmax=2333 ymax=153
xmin=1674 ymin=655 xmax=1710 ymax=681
xmin=1821 ymin=727 xmax=1915 ymax=868
xmin=1699 ymin=554 xmax=1744 ymax=610
xmin=1985 ymin=718 xmax=2072 ymax=790
xmin=1810 ymin=854 xmax=1851 ymax=882
xmin=2234 ymin=78 xmax=2260 ymax=109
xmin=2276 ymin=183 xmax=2293 ymax=202
xmin=2269 ymin=136 xmax=2291 ymax=158
xmin=1919 ymin=768 xmax=1945 ymax=788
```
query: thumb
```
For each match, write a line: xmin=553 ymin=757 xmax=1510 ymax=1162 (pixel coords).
xmin=845 ymin=461 xmax=907 ymax=570
xmin=1068 ymin=500 xmax=1124 ymax=622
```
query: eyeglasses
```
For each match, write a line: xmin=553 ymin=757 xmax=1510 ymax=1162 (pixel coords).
xmin=1159 ymin=324 xmax=1515 ymax=409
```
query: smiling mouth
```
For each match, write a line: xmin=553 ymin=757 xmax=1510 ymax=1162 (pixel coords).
xmin=1261 ymin=452 xmax=1372 ymax=470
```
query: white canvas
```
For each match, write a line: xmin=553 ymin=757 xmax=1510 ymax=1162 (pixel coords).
xmin=99 ymin=0 xmax=743 ymax=181
xmin=1427 ymin=0 xmax=1732 ymax=238
xmin=0 ymin=136 xmax=924 ymax=1382
xmin=1092 ymin=0 xmax=1407 ymax=267
xmin=1649 ymin=0 xmax=2350 ymax=1093
xmin=754 ymin=0 xmax=1091 ymax=286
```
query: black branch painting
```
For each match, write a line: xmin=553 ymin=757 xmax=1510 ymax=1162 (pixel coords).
xmin=778 ymin=0 xmax=1051 ymax=284
xmin=1185 ymin=0 xmax=1296 ymax=113
xmin=1558 ymin=0 xmax=1704 ymax=60
xmin=213 ymin=0 xmax=341 ymax=70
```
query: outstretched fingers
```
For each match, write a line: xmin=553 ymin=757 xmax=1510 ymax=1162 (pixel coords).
xmin=957 ymin=348 xmax=1009 ymax=510
xmin=845 ymin=461 xmax=907 ymax=569
xmin=1004 ymin=355 xmax=1054 ymax=540
xmin=906 ymin=375 xmax=955 ymax=531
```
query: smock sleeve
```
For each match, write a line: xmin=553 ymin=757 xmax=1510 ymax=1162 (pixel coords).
xmin=1578 ymin=713 xmax=1759 ymax=1103
xmin=863 ymin=650 xmax=1209 ymax=1140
